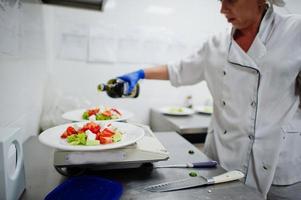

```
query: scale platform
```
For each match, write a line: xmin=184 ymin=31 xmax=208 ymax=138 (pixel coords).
xmin=53 ymin=124 xmax=169 ymax=176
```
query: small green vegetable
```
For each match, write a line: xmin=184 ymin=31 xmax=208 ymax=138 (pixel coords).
xmin=112 ymin=131 xmax=122 ymax=142
xmin=86 ymin=140 xmax=100 ymax=146
xmin=66 ymin=133 xmax=87 ymax=145
xmin=67 ymin=135 xmax=76 ymax=143
xmin=95 ymin=114 xmax=111 ymax=120
xmin=189 ymin=171 xmax=198 ymax=177
xmin=82 ymin=112 xmax=89 ymax=120
xmin=169 ymin=107 xmax=184 ymax=113
xmin=188 ymin=150 xmax=194 ymax=154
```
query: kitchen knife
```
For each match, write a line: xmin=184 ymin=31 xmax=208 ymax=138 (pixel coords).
xmin=154 ymin=161 xmax=217 ymax=169
xmin=144 ymin=170 xmax=245 ymax=192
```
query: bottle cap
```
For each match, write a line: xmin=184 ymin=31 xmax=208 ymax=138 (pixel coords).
xmin=97 ymin=83 xmax=106 ymax=92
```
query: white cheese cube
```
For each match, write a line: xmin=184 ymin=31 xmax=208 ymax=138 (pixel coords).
xmin=85 ymin=130 xmax=96 ymax=140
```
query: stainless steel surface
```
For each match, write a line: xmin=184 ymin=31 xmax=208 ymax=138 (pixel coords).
xmin=150 ymin=108 xmax=211 ymax=134
xmin=21 ymin=132 xmax=264 ymax=200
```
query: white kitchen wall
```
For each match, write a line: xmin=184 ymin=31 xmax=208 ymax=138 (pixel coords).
xmin=0 ymin=1 xmax=47 ymax=142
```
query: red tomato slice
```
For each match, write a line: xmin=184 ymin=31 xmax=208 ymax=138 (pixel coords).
xmin=66 ymin=126 xmax=77 ymax=135
xmin=87 ymin=108 xmax=100 ymax=116
xmin=81 ymin=122 xmax=100 ymax=134
xmin=80 ymin=123 xmax=89 ymax=132
xmin=90 ymin=125 xmax=100 ymax=134
xmin=100 ymin=128 xmax=114 ymax=137
xmin=61 ymin=131 xmax=68 ymax=139
xmin=102 ymin=110 xmax=112 ymax=117
xmin=98 ymin=137 xmax=113 ymax=144
xmin=111 ymin=108 xmax=122 ymax=115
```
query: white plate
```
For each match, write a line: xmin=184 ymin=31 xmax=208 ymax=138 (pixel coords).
xmin=62 ymin=108 xmax=133 ymax=122
xmin=159 ymin=106 xmax=194 ymax=116
xmin=194 ymin=105 xmax=213 ymax=115
xmin=38 ymin=122 xmax=145 ymax=151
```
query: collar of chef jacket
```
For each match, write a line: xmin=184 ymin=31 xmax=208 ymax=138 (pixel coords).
xmin=227 ymin=6 xmax=275 ymax=72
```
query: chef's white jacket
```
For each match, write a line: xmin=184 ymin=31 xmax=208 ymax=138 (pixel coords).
xmin=168 ymin=7 xmax=301 ymax=197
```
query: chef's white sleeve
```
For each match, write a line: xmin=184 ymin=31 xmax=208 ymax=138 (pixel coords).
xmin=167 ymin=42 xmax=209 ymax=87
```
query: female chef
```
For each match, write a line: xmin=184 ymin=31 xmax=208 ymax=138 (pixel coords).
xmin=117 ymin=0 xmax=301 ymax=199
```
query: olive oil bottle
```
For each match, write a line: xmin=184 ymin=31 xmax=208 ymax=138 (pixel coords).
xmin=97 ymin=79 xmax=139 ymax=98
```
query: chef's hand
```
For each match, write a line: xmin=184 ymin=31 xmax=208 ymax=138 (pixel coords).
xmin=118 ymin=69 xmax=145 ymax=94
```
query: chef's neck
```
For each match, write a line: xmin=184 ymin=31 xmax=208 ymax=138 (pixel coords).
xmin=234 ymin=4 xmax=268 ymax=40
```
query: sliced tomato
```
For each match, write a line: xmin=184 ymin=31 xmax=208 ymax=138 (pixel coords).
xmin=95 ymin=132 xmax=101 ymax=140
xmin=102 ymin=110 xmax=112 ymax=117
xmin=60 ymin=131 xmax=68 ymax=139
xmin=90 ymin=125 xmax=101 ymax=134
xmin=95 ymin=133 xmax=100 ymax=140
xmin=79 ymin=127 xmax=87 ymax=132
xmin=80 ymin=122 xmax=101 ymax=134
xmin=111 ymin=108 xmax=122 ymax=115
xmin=66 ymin=126 xmax=77 ymax=135
xmin=100 ymin=128 xmax=114 ymax=137
xmin=87 ymin=108 xmax=100 ymax=116
xmin=98 ymin=136 xmax=113 ymax=144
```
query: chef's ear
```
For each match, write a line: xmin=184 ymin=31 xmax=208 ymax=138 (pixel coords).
xmin=295 ymin=71 xmax=301 ymax=109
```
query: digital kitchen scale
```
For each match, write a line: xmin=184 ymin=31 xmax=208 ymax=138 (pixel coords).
xmin=53 ymin=124 xmax=169 ymax=176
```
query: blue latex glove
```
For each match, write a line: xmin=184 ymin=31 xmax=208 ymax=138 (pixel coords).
xmin=118 ymin=69 xmax=145 ymax=94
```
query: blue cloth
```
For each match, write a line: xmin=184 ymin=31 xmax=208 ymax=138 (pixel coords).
xmin=118 ymin=69 xmax=145 ymax=94
xmin=45 ymin=176 xmax=123 ymax=200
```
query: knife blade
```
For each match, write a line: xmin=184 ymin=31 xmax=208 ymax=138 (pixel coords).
xmin=154 ymin=161 xmax=217 ymax=169
xmin=144 ymin=170 xmax=245 ymax=192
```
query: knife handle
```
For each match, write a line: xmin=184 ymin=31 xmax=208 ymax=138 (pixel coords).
xmin=191 ymin=161 xmax=217 ymax=168
xmin=211 ymin=170 xmax=245 ymax=184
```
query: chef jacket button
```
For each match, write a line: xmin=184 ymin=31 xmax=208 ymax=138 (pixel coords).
xmin=263 ymin=165 xmax=268 ymax=170
xmin=251 ymin=101 xmax=256 ymax=107
xmin=224 ymin=130 xmax=227 ymax=134
xmin=223 ymin=70 xmax=226 ymax=75
xmin=222 ymin=101 xmax=226 ymax=106
xmin=248 ymin=135 xmax=254 ymax=140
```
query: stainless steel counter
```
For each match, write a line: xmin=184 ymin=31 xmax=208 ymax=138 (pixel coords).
xmin=150 ymin=109 xmax=211 ymax=134
xmin=150 ymin=109 xmax=211 ymax=143
xmin=21 ymin=132 xmax=264 ymax=200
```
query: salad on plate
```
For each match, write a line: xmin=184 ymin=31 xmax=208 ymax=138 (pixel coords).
xmin=82 ymin=107 xmax=122 ymax=121
xmin=60 ymin=121 xmax=122 ymax=146
xmin=168 ymin=107 xmax=185 ymax=113
xmin=159 ymin=106 xmax=194 ymax=116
